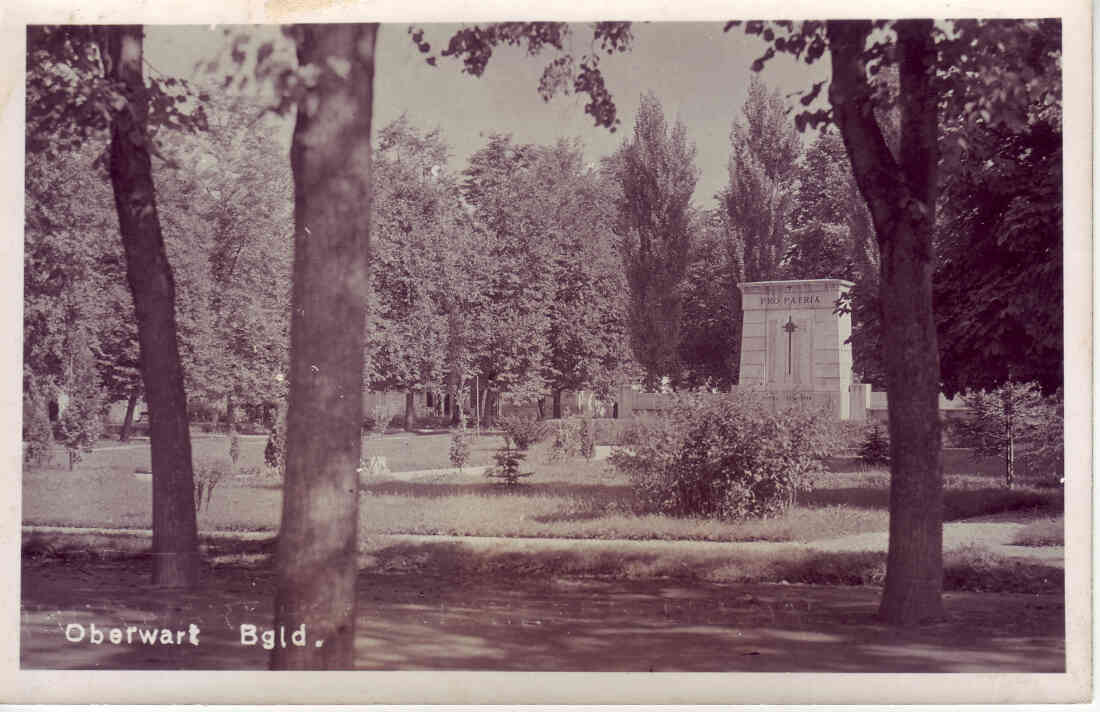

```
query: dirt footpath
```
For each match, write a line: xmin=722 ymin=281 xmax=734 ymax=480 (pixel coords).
xmin=21 ymin=556 xmax=1063 ymax=672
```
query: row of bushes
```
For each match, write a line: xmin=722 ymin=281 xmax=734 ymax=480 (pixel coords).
xmin=496 ymin=415 xmax=632 ymax=449
xmin=194 ymin=421 xmax=269 ymax=436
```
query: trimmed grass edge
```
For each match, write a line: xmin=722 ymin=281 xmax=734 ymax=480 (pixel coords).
xmin=22 ymin=528 xmax=1063 ymax=595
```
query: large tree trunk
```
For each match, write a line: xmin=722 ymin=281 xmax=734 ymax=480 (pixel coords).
xmin=552 ymin=389 xmax=563 ymax=419
xmin=827 ymin=19 xmax=944 ymax=625
xmin=225 ymin=392 xmax=236 ymax=433
xmin=469 ymin=380 xmax=480 ymax=425
xmin=119 ymin=384 xmax=139 ymax=442
xmin=478 ymin=387 xmax=497 ymax=427
xmin=272 ymin=23 xmax=378 ymax=670
xmin=102 ymin=26 xmax=199 ymax=587
xmin=403 ymin=389 xmax=417 ymax=431
xmin=445 ymin=369 xmax=460 ymax=426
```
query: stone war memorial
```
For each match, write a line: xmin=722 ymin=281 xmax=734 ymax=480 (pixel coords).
xmin=737 ymin=278 xmax=871 ymax=420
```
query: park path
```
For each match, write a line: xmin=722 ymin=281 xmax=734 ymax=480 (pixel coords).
xmin=20 ymin=516 xmax=1065 ymax=675
xmin=20 ymin=558 xmax=1065 ymax=674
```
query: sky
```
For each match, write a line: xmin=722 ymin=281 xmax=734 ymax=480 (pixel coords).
xmin=145 ymin=23 xmax=829 ymax=210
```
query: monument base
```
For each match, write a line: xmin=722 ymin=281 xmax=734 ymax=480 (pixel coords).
xmin=734 ymin=386 xmax=849 ymax=420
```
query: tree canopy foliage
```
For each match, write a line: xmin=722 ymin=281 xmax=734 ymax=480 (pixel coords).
xmin=723 ymin=75 xmax=801 ymax=283
xmin=157 ymin=97 xmax=294 ymax=421
xmin=933 ymin=24 xmax=1062 ymax=397
xmin=605 ymin=92 xmax=699 ymax=391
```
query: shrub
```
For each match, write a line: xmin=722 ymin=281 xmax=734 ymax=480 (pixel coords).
xmin=363 ymin=399 xmax=395 ymax=438
xmin=497 ymin=414 xmax=547 ymax=451
xmin=610 ymin=392 xmax=833 ymax=520
xmin=548 ymin=419 xmax=582 ymax=462
xmin=590 ymin=418 xmax=631 ymax=446
xmin=1019 ymin=388 xmax=1064 ymax=483
xmin=229 ymin=431 xmax=241 ymax=466
xmin=449 ymin=432 xmax=471 ymax=472
xmin=486 ymin=445 xmax=533 ymax=485
xmin=263 ymin=406 xmax=286 ymax=477
xmin=831 ymin=419 xmax=870 ymax=454
xmin=858 ymin=423 xmax=891 ymax=466
xmin=56 ymin=353 xmax=107 ymax=470
xmin=578 ymin=417 xmax=596 ymax=461
xmin=952 ymin=382 xmax=1063 ymax=488
xmin=194 ymin=457 xmax=230 ymax=512
xmin=22 ymin=392 xmax=55 ymax=470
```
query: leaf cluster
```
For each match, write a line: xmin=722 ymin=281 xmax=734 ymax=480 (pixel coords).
xmin=416 ymin=22 xmax=632 ymax=131
xmin=27 ymin=26 xmax=209 ymax=162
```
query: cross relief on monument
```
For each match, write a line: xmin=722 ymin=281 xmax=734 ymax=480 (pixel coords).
xmin=737 ymin=279 xmax=855 ymax=419
xmin=783 ymin=316 xmax=797 ymax=376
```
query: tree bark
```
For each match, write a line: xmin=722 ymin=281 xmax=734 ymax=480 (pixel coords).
xmin=119 ymin=385 xmax=139 ymax=442
xmin=102 ymin=26 xmax=199 ymax=587
xmin=225 ymin=392 xmax=236 ymax=433
xmin=272 ymin=23 xmax=377 ymax=670
xmin=552 ymin=389 xmax=563 ymax=419
xmin=827 ymin=19 xmax=944 ymax=625
xmin=480 ymin=387 xmax=496 ymax=426
xmin=403 ymin=389 xmax=417 ymax=431
xmin=446 ymin=369 xmax=461 ymax=426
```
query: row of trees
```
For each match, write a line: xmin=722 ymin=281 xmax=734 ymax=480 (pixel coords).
xmin=366 ymin=122 xmax=633 ymax=425
xmin=34 ymin=42 xmax=1059 ymax=439
xmin=25 ymin=90 xmax=293 ymax=443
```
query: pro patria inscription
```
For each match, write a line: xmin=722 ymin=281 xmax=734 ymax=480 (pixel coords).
xmin=759 ymin=295 xmax=822 ymax=306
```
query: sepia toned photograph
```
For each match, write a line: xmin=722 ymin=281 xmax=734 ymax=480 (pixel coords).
xmin=7 ymin=1 xmax=1092 ymax=705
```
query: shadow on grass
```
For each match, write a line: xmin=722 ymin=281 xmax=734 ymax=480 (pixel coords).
xmin=802 ymin=487 xmax=890 ymax=510
xmin=363 ymin=540 xmax=1063 ymax=594
xmin=803 ymin=484 xmax=1061 ymax=521
xmin=529 ymin=509 xmax=612 ymax=525
xmin=824 ymin=451 xmax=1033 ymax=478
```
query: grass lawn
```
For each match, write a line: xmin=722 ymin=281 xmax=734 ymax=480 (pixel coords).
xmin=85 ymin=430 xmax=507 ymax=473
xmin=1010 ymin=516 xmax=1064 ymax=546
xmin=23 ymin=435 xmax=1063 ymax=545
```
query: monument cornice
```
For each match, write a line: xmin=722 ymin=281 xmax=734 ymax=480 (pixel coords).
xmin=737 ymin=279 xmax=855 ymax=290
